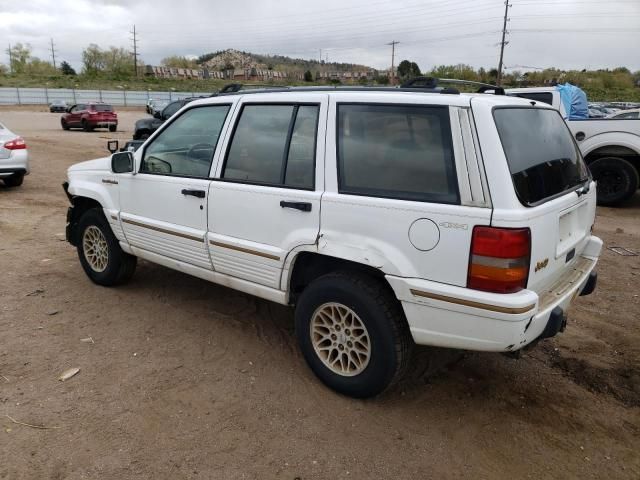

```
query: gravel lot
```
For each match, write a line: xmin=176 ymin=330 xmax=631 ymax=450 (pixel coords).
xmin=1 ymin=105 xmax=639 ymax=479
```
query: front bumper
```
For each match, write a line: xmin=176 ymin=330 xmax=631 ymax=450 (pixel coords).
xmin=386 ymin=236 xmax=602 ymax=352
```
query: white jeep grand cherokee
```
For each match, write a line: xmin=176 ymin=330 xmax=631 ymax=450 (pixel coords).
xmin=64 ymin=86 xmax=602 ymax=397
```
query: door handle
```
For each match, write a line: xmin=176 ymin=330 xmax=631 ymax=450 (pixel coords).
xmin=280 ymin=200 xmax=312 ymax=212
xmin=181 ymin=189 xmax=206 ymax=198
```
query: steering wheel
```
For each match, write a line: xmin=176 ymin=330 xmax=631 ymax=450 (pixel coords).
xmin=187 ymin=143 xmax=214 ymax=161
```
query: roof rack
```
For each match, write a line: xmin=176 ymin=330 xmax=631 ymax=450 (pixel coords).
xmin=401 ymin=77 xmax=505 ymax=95
xmin=211 ymin=78 xmax=505 ymax=97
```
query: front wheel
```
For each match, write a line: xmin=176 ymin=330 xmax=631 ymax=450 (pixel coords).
xmin=76 ymin=208 xmax=137 ymax=286
xmin=589 ymin=156 xmax=639 ymax=206
xmin=109 ymin=125 xmax=117 ymax=132
xmin=295 ymin=272 xmax=413 ymax=398
xmin=61 ymin=119 xmax=70 ymax=130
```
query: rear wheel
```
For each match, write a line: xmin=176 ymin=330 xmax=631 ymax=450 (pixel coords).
xmin=589 ymin=156 xmax=639 ymax=206
xmin=82 ymin=119 xmax=92 ymax=132
xmin=76 ymin=208 xmax=137 ymax=286
xmin=295 ymin=272 xmax=413 ymax=398
xmin=109 ymin=125 xmax=117 ymax=133
xmin=3 ymin=173 xmax=24 ymax=187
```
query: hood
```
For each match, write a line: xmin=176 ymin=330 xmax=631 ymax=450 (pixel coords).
xmin=68 ymin=156 xmax=111 ymax=173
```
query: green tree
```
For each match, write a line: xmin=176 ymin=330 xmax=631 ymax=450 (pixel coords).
xmin=104 ymin=47 xmax=135 ymax=77
xmin=6 ymin=43 xmax=32 ymax=74
xmin=397 ymin=60 xmax=420 ymax=79
xmin=82 ymin=44 xmax=106 ymax=76
xmin=304 ymin=70 xmax=313 ymax=82
xmin=60 ymin=61 xmax=76 ymax=75
xmin=161 ymin=55 xmax=198 ymax=69
xmin=24 ymin=58 xmax=57 ymax=76
xmin=375 ymin=75 xmax=390 ymax=85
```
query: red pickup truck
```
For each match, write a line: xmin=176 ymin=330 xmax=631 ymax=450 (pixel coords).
xmin=61 ymin=103 xmax=118 ymax=132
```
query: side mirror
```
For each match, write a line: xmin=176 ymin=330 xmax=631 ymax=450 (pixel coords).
xmin=107 ymin=140 xmax=119 ymax=154
xmin=111 ymin=151 xmax=134 ymax=174
xmin=153 ymin=111 xmax=162 ymax=119
xmin=66 ymin=107 xmax=72 ymax=113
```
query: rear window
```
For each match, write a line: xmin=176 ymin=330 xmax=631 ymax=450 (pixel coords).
xmin=337 ymin=104 xmax=459 ymax=204
xmin=93 ymin=104 xmax=113 ymax=112
xmin=493 ymin=107 xmax=590 ymax=206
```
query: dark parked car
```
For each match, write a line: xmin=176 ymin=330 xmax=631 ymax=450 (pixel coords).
xmin=133 ymin=97 xmax=202 ymax=140
xmin=49 ymin=100 xmax=68 ymax=113
xmin=61 ymin=103 xmax=118 ymax=132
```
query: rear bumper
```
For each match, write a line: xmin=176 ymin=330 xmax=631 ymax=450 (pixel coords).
xmin=386 ymin=236 xmax=602 ymax=352
xmin=87 ymin=121 xmax=117 ymax=128
xmin=0 ymin=150 xmax=30 ymax=177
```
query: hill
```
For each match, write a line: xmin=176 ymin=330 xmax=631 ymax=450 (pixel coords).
xmin=197 ymin=49 xmax=372 ymax=73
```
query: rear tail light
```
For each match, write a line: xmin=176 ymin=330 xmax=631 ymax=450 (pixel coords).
xmin=3 ymin=137 xmax=26 ymax=150
xmin=467 ymin=226 xmax=531 ymax=294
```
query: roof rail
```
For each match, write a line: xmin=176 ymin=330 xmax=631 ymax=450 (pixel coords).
xmin=211 ymin=79 xmax=504 ymax=97
xmin=401 ymin=77 xmax=505 ymax=95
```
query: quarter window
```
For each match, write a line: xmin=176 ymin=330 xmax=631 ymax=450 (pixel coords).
xmin=223 ymin=104 xmax=319 ymax=189
xmin=337 ymin=104 xmax=458 ymax=203
xmin=141 ymin=105 xmax=230 ymax=178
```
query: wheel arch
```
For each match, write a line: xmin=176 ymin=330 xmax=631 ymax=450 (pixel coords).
xmin=286 ymin=251 xmax=396 ymax=305
xmin=581 ymin=135 xmax=640 ymax=173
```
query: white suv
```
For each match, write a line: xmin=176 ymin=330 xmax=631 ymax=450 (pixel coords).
xmin=64 ymin=86 xmax=602 ymax=397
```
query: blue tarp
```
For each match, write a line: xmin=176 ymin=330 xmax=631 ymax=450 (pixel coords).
xmin=556 ymin=83 xmax=589 ymax=120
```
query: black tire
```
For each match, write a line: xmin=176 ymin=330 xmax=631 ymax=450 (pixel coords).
xmin=61 ymin=119 xmax=70 ymax=130
xmin=109 ymin=125 xmax=117 ymax=133
xmin=589 ymin=156 xmax=639 ymax=206
xmin=139 ymin=132 xmax=150 ymax=140
xmin=3 ymin=173 xmax=24 ymax=187
xmin=82 ymin=119 xmax=92 ymax=132
xmin=76 ymin=208 xmax=137 ymax=286
xmin=295 ymin=271 xmax=413 ymax=398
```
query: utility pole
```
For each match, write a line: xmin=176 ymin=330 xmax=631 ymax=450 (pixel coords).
xmin=50 ymin=38 xmax=57 ymax=69
xmin=7 ymin=43 xmax=12 ymax=74
xmin=496 ymin=0 xmax=511 ymax=86
xmin=387 ymin=40 xmax=399 ymax=85
xmin=130 ymin=24 xmax=139 ymax=77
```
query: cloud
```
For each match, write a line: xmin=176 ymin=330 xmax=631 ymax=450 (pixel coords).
xmin=2 ymin=0 xmax=638 ymax=72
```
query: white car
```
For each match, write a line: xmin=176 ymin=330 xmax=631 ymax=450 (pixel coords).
xmin=0 ymin=121 xmax=30 ymax=187
xmin=63 ymin=86 xmax=601 ymax=397
xmin=607 ymin=108 xmax=640 ymax=120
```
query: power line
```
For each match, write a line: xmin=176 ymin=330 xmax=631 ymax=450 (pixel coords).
xmin=496 ymin=0 xmax=511 ymax=86
xmin=50 ymin=38 xmax=57 ymax=70
xmin=130 ymin=24 xmax=139 ymax=77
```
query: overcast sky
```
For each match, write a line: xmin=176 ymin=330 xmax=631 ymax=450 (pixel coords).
xmin=1 ymin=0 xmax=639 ymax=73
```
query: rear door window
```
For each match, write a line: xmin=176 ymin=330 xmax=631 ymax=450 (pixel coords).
xmin=336 ymin=104 xmax=458 ymax=204
xmin=222 ymin=104 xmax=319 ymax=189
xmin=493 ymin=107 xmax=590 ymax=206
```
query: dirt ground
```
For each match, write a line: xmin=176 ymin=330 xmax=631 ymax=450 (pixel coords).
xmin=1 ymin=106 xmax=639 ymax=480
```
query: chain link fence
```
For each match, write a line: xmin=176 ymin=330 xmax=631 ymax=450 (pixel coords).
xmin=0 ymin=87 xmax=202 ymax=106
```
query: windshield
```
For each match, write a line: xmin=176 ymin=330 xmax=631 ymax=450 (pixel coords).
xmin=493 ymin=107 xmax=590 ymax=206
